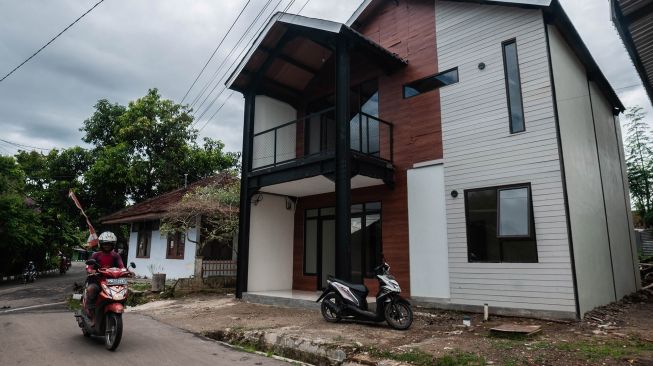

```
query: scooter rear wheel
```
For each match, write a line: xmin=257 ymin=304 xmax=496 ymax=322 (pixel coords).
xmin=385 ymin=300 xmax=413 ymax=330
xmin=105 ymin=313 xmax=123 ymax=351
xmin=321 ymin=293 xmax=341 ymax=323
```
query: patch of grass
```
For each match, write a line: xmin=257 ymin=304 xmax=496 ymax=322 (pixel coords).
xmin=129 ymin=282 xmax=151 ymax=292
xmin=65 ymin=296 xmax=82 ymax=311
xmin=369 ymin=347 xmax=485 ymax=366
xmin=555 ymin=337 xmax=653 ymax=360
xmin=369 ymin=348 xmax=435 ymax=366
xmin=436 ymin=351 xmax=486 ymax=366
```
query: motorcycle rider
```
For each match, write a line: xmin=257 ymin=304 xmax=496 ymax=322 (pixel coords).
xmin=24 ymin=261 xmax=36 ymax=282
xmin=85 ymin=231 xmax=124 ymax=322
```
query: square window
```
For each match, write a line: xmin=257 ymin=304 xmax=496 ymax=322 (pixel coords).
xmin=465 ymin=185 xmax=537 ymax=263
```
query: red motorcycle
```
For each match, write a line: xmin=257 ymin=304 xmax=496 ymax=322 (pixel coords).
xmin=75 ymin=259 xmax=135 ymax=351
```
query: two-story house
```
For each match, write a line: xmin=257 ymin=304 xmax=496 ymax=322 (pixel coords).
xmin=227 ymin=0 xmax=641 ymax=320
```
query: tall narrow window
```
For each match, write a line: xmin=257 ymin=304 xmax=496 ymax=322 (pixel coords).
xmin=166 ymin=232 xmax=185 ymax=259
xmin=502 ymin=40 xmax=525 ymax=133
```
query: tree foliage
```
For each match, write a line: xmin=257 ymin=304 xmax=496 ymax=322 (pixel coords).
xmin=624 ymin=106 xmax=653 ymax=225
xmin=160 ymin=175 xmax=240 ymax=256
xmin=1 ymin=88 xmax=239 ymax=274
xmin=0 ymin=156 xmax=45 ymax=274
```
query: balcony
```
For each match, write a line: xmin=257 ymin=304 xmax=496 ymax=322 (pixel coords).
xmin=247 ymin=107 xmax=394 ymax=193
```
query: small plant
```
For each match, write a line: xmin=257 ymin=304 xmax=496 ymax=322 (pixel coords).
xmin=65 ymin=295 xmax=82 ymax=311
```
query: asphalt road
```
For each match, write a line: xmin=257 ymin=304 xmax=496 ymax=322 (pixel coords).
xmin=0 ymin=263 xmax=287 ymax=366
xmin=0 ymin=262 xmax=87 ymax=311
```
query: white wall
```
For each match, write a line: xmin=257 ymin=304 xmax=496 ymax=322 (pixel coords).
xmin=127 ymin=227 xmax=198 ymax=279
xmin=247 ymin=194 xmax=295 ymax=292
xmin=548 ymin=25 xmax=625 ymax=315
xmin=252 ymin=96 xmax=297 ymax=169
xmin=408 ymin=163 xmax=450 ymax=299
xmin=589 ymin=81 xmax=639 ymax=299
xmin=436 ymin=1 xmax=576 ymax=316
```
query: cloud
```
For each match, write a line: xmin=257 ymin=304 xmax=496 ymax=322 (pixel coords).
xmin=0 ymin=0 xmax=651 ymax=158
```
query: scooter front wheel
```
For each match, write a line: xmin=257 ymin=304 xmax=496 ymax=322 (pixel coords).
xmin=105 ymin=313 xmax=123 ymax=351
xmin=320 ymin=293 xmax=341 ymax=323
xmin=385 ymin=300 xmax=413 ymax=330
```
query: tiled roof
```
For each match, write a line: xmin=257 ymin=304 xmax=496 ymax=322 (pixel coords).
xmin=100 ymin=173 xmax=236 ymax=224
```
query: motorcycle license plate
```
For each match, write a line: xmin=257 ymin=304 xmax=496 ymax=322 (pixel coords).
xmin=106 ymin=278 xmax=128 ymax=285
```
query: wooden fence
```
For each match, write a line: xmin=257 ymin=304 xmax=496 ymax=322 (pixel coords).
xmin=201 ymin=260 xmax=237 ymax=278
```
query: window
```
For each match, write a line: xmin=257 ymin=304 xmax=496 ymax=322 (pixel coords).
xmin=465 ymin=184 xmax=537 ymax=263
xmin=403 ymin=68 xmax=459 ymax=98
xmin=136 ymin=230 xmax=151 ymax=258
xmin=502 ymin=40 xmax=525 ymax=133
xmin=133 ymin=221 xmax=157 ymax=258
xmin=303 ymin=203 xmax=383 ymax=282
xmin=350 ymin=202 xmax=382 ymax=282
xmin=166 ymin=232 xmax=185 ymax=259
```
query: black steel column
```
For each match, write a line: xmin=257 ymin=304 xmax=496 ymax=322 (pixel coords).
xmin=335 ymin=36 xmax=352 ymax=281
xmin=236 ymin=91 xmax=256 ymax=298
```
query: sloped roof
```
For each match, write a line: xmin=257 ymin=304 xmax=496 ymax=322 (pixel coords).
xmin=225 ymin=12 xmax=407 ymax=92
xmin=611 ymin=0 xmax=653 ymax=106
xmin=100 ymin=173 xmax=236 ymax=224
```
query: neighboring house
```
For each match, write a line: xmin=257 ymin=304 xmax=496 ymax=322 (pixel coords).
xmin=611 ymin=0 xmax=653 ymax=105
xmin=228 ymin=0 xmax=640 ymax=319
xmin=100 ymin=175 xmax=237 ymax=279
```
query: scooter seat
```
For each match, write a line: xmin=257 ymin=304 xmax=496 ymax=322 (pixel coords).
xmin=331 ymin=278 xmax=368 ymax=295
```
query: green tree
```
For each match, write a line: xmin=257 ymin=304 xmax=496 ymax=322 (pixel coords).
xmin=81 ymin=88 xmax=239 ymax=203
xmin=624 ymin=106 xmax=653 ymax=225
xmin=0 ymin=156 xmax=45 ymax=275
xmin=160 ymin=175 xmax=240 ymax=257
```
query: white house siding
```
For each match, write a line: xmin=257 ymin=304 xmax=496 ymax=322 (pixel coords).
xmin=436 ymin=1 xmax=576 ymax=316
xmin=252 ymin=96 xmax=297 ymax=169
xmin=589 ymin=81 xmax=639 ymax=300
xmin=127 ymin=227 xmax=198 ymax=279
xmin=248 ymin=193 xmax=294 ymax=292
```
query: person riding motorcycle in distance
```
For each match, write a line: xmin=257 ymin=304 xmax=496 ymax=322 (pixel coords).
xmin=85 ymin=231 xmax=125 ymax=321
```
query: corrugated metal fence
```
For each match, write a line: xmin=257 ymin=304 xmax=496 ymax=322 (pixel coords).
xmin=638 ymin=230 xmax=653 ymax=257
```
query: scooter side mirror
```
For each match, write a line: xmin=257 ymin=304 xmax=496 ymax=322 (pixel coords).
xmin=129 ymin=262 xmax=136 ymax=269
xmin=85 ymin=259 xmax=99 ymax=268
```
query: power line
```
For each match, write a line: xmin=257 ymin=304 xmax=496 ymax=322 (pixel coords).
xmin=193 ymin=0 xmax=292 ymax=123
xmin=0 ymin=0 xmax=106 ymax=84
xmin=180 ymin=0 xmax=253 ymax=104
xmin=197 ymin=91 xmax=236 ymax=133
xmin=0 ymin=138 xmax=55 ymax=151
xmin=189 ymin=0 xmax=277 ymax=112
xmin=194 ymin=0 xmax=310 ymax=130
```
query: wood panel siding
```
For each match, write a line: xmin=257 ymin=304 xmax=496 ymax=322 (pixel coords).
xmin=436 ymin=1 xmax=576 ymax=315
xmin=291 ymin=0 xmax=443 ymax=295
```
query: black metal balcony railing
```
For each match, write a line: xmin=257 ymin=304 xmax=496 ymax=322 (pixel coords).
xmin=251 ymin=107 xmax=393 ymax=170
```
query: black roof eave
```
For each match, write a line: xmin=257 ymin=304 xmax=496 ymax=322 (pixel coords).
xmin=610 ymin=0 xmax=653 ymax=107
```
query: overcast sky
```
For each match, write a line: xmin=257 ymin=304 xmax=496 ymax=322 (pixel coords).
xmin=0 ymin=0 xmax=650 ymax=156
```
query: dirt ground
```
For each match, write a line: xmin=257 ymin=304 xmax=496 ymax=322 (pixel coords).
xmin=129 ymin=290 xmax=653 ymax=365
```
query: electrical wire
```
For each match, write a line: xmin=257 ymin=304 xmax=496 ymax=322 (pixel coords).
xmin=197 ymin=91 xmax=236 ymax=133
xmin=194 ymin=0 xmax=310 ymax=131
xmin=189 ymin=0 xmax=277 ymax=112
xmin=180 ymin=0 xmax=253 ymax=104
xmin=0 ymin=138 xmax=54 ymax=151
xmin=0 ymin=0 xmax=106 ymax=84
xmin=193 ymin=0 xmax=296 ymax=125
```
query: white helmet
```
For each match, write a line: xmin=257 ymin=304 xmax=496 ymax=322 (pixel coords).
xmin=98 ymin=231 xmax=117 ymax=244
